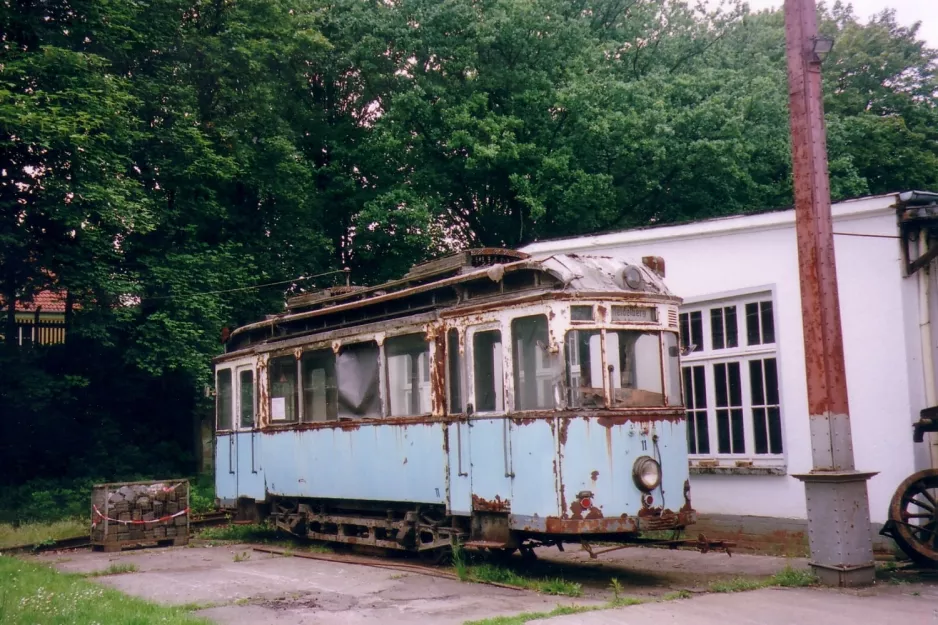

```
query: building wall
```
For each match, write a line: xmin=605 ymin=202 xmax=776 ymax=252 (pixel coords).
xmin=522 ymin=195 xmax=925 ymax=524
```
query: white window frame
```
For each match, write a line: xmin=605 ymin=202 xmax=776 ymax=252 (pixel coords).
xmin=679 ymin=288 xmax=786 ymax=473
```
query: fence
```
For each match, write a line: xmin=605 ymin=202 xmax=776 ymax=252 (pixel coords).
xmin=11 ymin=319 xmax=67 ymax=347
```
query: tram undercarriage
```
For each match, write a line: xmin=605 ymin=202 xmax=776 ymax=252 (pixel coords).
xmin=240 ymin=495 xmax=730 ymax=562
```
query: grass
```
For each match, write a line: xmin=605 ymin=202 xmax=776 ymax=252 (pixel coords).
xmin=195 ymin=522 xmax=282 ymax=543
xmin=464 ymin=564 xmax=813 ymax=625
xmin=0 ymin=556 xmax=209 ymax=624
xmin=0 ymin=519 xmax=87 ymax=550
xmin=709 ymin=564 xmax=818 ymax=593
xmin=451 ymin=547 xmax=582 ymax=597
xmin=86 ymin=562 xmax=139 ymax=577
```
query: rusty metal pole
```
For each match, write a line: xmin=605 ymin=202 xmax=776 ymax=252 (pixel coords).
xmin=785 ymin=0 xmax=876 ymax=587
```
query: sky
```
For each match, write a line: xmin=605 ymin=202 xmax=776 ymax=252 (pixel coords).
xmin=741 ymin=0 xmax=938 ymax=47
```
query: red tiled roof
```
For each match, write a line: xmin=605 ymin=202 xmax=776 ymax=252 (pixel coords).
xmin=0 ymin=290 xmax=70 ymax=313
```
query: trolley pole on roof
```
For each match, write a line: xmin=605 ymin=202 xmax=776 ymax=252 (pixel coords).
xmin=784 ymin=0 xmax=876 ymax=586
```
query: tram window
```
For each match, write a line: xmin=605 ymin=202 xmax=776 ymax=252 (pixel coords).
xmin=607 ymin=331 xmax=664 ymax=407
xmin=216 ymin=369 xmax=233 ymax=430
xmin=447 ymin=328 xmax=464 ymax=413
xmin=337 ymin=341 xmax=381 ymax=419
xmin=512 ymin=315 xmax=559 ymax=411
xmin=301 ymin=349 xmax=337 ymax=422
xmin=269 ymin=356 xmax=299 ymax=422
xmin=663 ymin=333 xmax=683 ymax=406
xmin=472 ymin=330 xmax=503 ymax=412
xmin=565 ymin=330 xmax=604 ymax=409
xmin=386 ymin=334 xmax=431 ymax=417
xmin=239 ymin=369 xmax=254 ymax=428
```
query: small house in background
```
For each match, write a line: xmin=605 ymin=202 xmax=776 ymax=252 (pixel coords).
xmin=521 ymin=190 xmax=938 ymax=555
xmin=0 ymin=289 xmax=69 ymax=347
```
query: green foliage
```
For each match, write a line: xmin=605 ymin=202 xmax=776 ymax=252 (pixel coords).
xmin=86 ymin=563 xmax=139 ymax=577
xmin=189 ymin=475 xmax=216 ymax=516
xmin=0 ymin=556 xmax=208 ymax=624
xmin=0 ymin=520 xmax=87 ymax=550
xmin=771 ymin=565 xmax=818 ymax=588
xmin=709 ymin=564 xmax=817 ymax=593
xmin=195 ymin=522 xmax=282 ymax=544
xmin=3 ymin=0 xmax=937 ymax=497
xmin=450 ymin=551 xmax=582 ymax=596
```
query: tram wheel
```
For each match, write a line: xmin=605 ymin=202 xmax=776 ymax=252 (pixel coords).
xmin=888 ymin=469 xmax=938 ymax=567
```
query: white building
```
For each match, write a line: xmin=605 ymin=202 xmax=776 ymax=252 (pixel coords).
xmin=521 ymin=191 xmax=938 ymax=553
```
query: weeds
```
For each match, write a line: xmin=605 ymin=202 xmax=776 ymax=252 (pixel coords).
xmin=86 ymin=562 xmax=139 ymax=577
xmin=196 ymin=522 xmax=281 ymax=543
xmin=451 ymin=555 xmax=582 ymax=597
xmin=661 ymin=589 xmax=693 ymax=601
xmin=609 ymin=577 xmax=624 ymax=600
xmin=233 ymin=551 xmax=251 ymax=562
xmin=0 ymin=556 xmax=208 ymax=624
xmin=710 ymin=565 xmax=817 ymax=593
xmin=0 ymin=519 xmax=87 ymax=550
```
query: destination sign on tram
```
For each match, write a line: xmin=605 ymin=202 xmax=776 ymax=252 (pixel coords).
xmin=611 ymin=305 xmax=657 ymax=323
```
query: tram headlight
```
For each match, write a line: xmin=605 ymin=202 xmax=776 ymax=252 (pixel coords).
xmin=632 ymin=456 xmax=661 ymax=492
xmin=623 ymin=265 xmax=644 ymax=290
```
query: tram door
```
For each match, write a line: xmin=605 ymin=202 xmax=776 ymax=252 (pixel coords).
xmin=214 ymin=368 xmax=238 ymax=502
xmin=234 ymin=365 xmax=265 ymax=500
xmin=466 ymin=326 xmax=514 ymax=510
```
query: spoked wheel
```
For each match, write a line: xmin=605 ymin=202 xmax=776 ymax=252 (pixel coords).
xmin=888 ymin=469 xmax=938 ymax=567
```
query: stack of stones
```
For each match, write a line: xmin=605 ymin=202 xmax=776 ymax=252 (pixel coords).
xmin=91 ymin=480 xmax=189 ymax=551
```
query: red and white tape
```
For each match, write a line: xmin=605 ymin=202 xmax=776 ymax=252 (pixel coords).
xmin=92 ymin=505 xmax=189 ymax=526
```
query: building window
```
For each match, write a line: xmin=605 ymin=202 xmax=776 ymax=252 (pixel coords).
xmin=679 ymin=311 xmax=703 ymax=353
xmin=680 ymin=293 xmax=784 ymax=468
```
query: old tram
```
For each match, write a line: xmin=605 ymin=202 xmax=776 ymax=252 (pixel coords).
xmin=213 ymin=249 xmax=701 ymax=559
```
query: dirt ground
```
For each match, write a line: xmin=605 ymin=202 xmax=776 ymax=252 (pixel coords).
xmin=30 ymin=540 xmax=814 ymax=624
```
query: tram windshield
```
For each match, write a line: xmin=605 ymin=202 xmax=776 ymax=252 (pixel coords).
xmin=565 ymin=329 xmax=681 ymax=409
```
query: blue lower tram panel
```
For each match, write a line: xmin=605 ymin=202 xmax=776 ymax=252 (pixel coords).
xmin=216 ymin=415 xmax=694 ymax=549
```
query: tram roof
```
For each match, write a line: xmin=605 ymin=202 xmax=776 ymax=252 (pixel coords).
xmin=222 ymin=249 xmax=675 ymax=354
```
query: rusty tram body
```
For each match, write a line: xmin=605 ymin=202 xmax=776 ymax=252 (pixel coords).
xmin=213 ymin=249 xmax=697 ymax=558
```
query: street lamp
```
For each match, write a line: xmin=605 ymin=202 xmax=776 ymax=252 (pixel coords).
xmin=811 ymin=35 xmax=834 ymax=62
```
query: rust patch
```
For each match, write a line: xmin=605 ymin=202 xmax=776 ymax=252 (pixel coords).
xmin=256 ymin=409 xmax=683 ymax=435
xmin=442 ymin=425 xmax=450 ymax=454
xmin=596 ymin=304 xmax=607 ymax=319
xmin=511 ymin=417 xmax=537 ymax=426
xmin=591 ymin=470 xmax=599 ymax=481
xmin=585 ymin=506 xmax=604 ymax=520
xmin=472 ymin=494 xmax=511 ymax=513
xmin=535 ymin=507 xmax=695 ymax=535
xmin=558 ymin=418 xmax=570 ymax=446
xmin=681 ymin=479 xmax=693 ymax=513
xmin=570 ymin=500 xmax=584 ymax=520
xmin=431 ymin=330 xmax=447 ymax=416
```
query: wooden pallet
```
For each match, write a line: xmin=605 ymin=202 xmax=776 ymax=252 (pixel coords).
xmin=91 ymin=536 xmax=188 ymax=553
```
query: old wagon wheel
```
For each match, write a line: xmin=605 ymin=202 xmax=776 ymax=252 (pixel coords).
xmin=888 ymin=469 xmax=938 ymax=567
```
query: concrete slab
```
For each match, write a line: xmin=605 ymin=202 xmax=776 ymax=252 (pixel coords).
xmin=35 ymin=544 xmax=603 ymax=625
xmin=528 ymin=587 xmax=938 ymax=624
